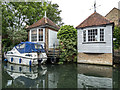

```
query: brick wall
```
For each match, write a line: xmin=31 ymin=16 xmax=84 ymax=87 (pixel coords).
xmin=106 ymin=8 xmax=120 ymax=26
xmin=78 ymin=53 xmax=113 ymax=65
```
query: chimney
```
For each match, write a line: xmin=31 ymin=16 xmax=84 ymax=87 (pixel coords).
xmin=118 ymin=1 xmax=120 ymax=10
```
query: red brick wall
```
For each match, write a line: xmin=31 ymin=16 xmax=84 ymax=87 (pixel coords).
xmin=78 ymin=53 xmax=113 ymax=65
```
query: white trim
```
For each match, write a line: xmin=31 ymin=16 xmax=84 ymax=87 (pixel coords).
xmin=82 ymin=27 xmax=105 ymax=43
xmin=104 ymin=28 xmax=105 ymax=42
xmin=86 ymin=30 xmax=88 ymax=42
xmin=43 ymin=28 xmax=45 ymax=42
xmin=37 ymin=28 xmax=39 ymax=42
xmin=29 ymin=30 xmax=31 ymax=42
xmin=98 ymin=28 xmax=100 ymax=42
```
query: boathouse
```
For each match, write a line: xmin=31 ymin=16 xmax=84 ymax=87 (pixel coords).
xmin=76 ymin=12 xmax=114 ymax=65
xmin=26 ymin=16 xmax=60 ymax=50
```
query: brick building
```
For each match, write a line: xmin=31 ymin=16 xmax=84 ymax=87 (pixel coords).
xmin=105 ymin=7 xmax=120 ymax=27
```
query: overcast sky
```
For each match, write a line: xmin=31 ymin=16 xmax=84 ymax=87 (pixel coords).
xmin=50 ymin=0 xmax=120 ymax=27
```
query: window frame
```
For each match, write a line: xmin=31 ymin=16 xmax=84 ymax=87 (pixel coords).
xmin=82 ymin=27 xmax=105 ymax=43
xmin=83 ymin=30 xmax=86 ymax=42
xmin=39 ymin=29 xmax=43 ymax=42
xmin=31 ymin=30 xmax=37 ymax=42
xmin=88 ymin=29 xmax=98 ymax=42
xmin=100 ymin=29 xmax=105 ymax=42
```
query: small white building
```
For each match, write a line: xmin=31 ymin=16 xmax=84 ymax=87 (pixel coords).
xmin=76 ymin=12 xmax=114 ymax=65
xmin=26 ymin=17 xmax=60 ymax=50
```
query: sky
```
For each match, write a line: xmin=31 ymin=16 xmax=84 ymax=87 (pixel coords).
xmin=50 ymin=0 xmax=120 ymax=27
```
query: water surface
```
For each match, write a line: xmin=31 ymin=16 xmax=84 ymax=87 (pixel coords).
xmin=2 ymin=62 xmax=120 ymax=88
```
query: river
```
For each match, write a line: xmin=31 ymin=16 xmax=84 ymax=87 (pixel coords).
xmin=1 ymin=61 xmax=120 ymax=89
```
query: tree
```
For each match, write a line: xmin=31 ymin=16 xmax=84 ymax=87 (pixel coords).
xmin=2 ymin=1 xmax=63 ymax=53
xmin=6 ymin=28 xmax=27 ymax=45
xmin=9 ymin=2 xmax=63 ymax=26
xmin=57 ymin=25 xmax=77 ymax=63
xmin=113 ymin=26 xmax=120 ymax=49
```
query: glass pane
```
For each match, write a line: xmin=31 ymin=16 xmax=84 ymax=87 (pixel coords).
xmin=39 ymin=29 xmax=43 ymax=41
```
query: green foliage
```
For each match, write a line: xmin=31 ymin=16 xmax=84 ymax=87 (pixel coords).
xmin=113 ymin=26 xmax=120 ymax=49
xmin=2 ymin=1 xmax=63 ymax=53
xmin=7 ymin=28 xmax=27 ymax=45
xmin=57 ymin=25 xmax=77 ymax=63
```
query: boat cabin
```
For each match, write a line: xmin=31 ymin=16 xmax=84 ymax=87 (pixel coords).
xmin=26 ymin=17 xmax=60 ymax=50
xmin=15 ymin=42 xmax=45 ymax=53
xmin=76 ymin=12 xmax=114 ymax=65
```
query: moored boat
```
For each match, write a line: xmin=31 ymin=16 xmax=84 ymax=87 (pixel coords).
xmin=4 ymin=41 xmax=47 ymax=66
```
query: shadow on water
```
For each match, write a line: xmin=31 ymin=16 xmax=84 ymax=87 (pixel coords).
xmin=2 ymin=61 xmax=120 ymax=88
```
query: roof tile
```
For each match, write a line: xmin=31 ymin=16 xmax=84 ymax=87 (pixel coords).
xmin=76 ymin=12 xmax=113 ymax=29
xmin=27 ymin=17 xmax=60 ymax=30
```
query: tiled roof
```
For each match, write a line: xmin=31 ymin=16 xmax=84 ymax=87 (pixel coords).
xmin=76 ymin=12 xmax=113 ymax=29
xmin=27 ymin=17 xmax=60 ymax=30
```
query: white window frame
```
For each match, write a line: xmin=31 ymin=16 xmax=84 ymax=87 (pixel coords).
xmin=82 ymin=27 xmax=105 ymax=43
xmin=31 ymin=29 xmax=37 ymax=42
xmin=88 ymin=29 xmax=98 ymax=42
xmin=100 ymin=29 xmax=105 ymax=42
xmin=83 ymin=30 xmax=86 ymax=42
xmin=39 ymin=29 xmax=43 ymax=42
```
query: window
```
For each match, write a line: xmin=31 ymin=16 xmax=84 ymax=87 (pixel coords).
xmin=7 ymin=52 xmax=13 ymax=54
xmin=100 ymin=29 xmax=104 ymax=41
xmin=83 ymin=30 xmax=86 ymax=42
xmin=31 ymin=30 xmax=37 ymax=42
xmin=88 ymin=29 xmax=97 ymax=41
xmin=19 ymin=44 xmax=25 ymax=48
xmin=39 ymin=29 xmax=43 ymax=41
xmin=83 ymin=28 xmax=104 ymax=43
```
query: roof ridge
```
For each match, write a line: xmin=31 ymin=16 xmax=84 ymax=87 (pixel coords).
xmin=105 ymin=7 xmax=120 ymax=17
xmin=27 ymin=17 xmax=59 ymax=30
xmin=96 ymin=12 xmax=112 ymax=22
xmin=76 ymin=12 xmax=113 ymax=29
xmin=44 ymin=17 xmax=48 ymax=23
xmin=76 ymin=12 xmax=97 ymax=28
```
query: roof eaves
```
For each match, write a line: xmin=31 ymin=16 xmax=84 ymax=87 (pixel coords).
xmin=76 ymin=22 xmax=114 ymax=29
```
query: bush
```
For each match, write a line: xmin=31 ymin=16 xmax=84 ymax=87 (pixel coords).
xmin=57 ymin=25 xmax=77 ymax=63
xmin=113 ymin=26 xmax=120 ymax=49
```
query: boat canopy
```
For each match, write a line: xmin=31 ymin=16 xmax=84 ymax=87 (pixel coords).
xmin=15 ymin=41 xmax=45 ymax=53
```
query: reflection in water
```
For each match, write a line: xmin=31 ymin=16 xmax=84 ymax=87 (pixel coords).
xmin=2 ymin=62 xmax=120 ymax=88
xmin=113 ymin=65 xmax=120 ymax=89
xmin=77 ymin=64 xmax=112 ymax=88
xmin=3 ymin=62 xmax=47 ymax=88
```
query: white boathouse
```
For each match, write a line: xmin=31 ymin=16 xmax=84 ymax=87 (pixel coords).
xmin=26 ymin=16 xmax=60 ymax=50
xmin=76 ymin=12 xmax=114 ymax=65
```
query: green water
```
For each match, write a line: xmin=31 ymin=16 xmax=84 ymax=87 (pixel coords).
xmin=2 ymin=61 xmax=120 ymax=89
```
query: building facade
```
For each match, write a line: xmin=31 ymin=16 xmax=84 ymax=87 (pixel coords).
xmin=26 ymin=17 xmax=59 ymax=50
xmin=76 ymin=12 xmax=114 ymax=65
xmin=105 ymin=8 xmax=120 ymax=27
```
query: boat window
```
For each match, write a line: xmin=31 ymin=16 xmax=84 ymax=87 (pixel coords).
xmin=7 ymin=52 xmax=13 ymax=54
xmin=19 ymin=44 xmax=25 ymax=48
xmin=35 ymin=44 xmax=42 ymax=49
xmin=25 ymin=54 xmax=32 ymax=57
